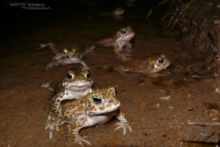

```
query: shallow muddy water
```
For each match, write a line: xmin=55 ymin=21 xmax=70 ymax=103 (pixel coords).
xmin=1 ymin=5 xmax=220 ymax=147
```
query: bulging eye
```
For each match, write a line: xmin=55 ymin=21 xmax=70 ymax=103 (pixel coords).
xmin=121 ymin=29 xmax=126 ymax=34
xmin=66 ymin=72 xmax=75 ymax=80
xmin=92 ymin=97 xmax=102 ymax=104
xmin=63 ymin=49 xmax=68 ymax=53
xmin=158 ymin=58 xmax=164 ymax=64
xmin=82 ymin=71 xmax=89 ymax=78
xmin=66 ymin=74 xmax=72 ymax=79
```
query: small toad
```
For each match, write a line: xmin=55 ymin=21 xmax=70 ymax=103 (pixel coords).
xmin=96 ymin=26 xmax=135 ymax=61
xmin=115 ymin=54 xmax=171 ymax=77
xmin=39 ymin=42 xmax=92 ymax=70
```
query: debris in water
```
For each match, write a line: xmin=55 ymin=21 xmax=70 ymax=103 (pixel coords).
xmin=186 ymin=107 xmax=194 ymax=111
xmin=215 ymin=87 xmax=220 ymax=95
xmin=156 ymin=103 xmax=160 ymax=107
xmin=159 ymin=95 xmax=171 ymax=100
xmin=168 ymin=106 xmax=174 ymax=110
xmin=186 ymin=120 xmax=220 ymax=126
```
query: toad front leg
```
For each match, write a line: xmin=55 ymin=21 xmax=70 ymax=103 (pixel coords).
xmin=79 ymin=60 xmax=89 ymax=71
xmin=46 ymin=62 xmax=55 ymax=69
xmin=125 ymin=42 xmax=132 ymax=50
xmin=114 ymin=43 xmax=133 ymax=62
xmin=114 ymin=112 xmax=132 ymax=135
xmin=66 ymin=124 xmax=91 ymax=147
xmin=45 ymin=114 xmax=63 ymax=139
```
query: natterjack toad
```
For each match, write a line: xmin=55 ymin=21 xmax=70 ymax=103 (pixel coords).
xmin=96 ymin=26 xmax=135 ymax=61
xmin=115 ymin=54 xmax=171 ymax=77
xmin=39 ymin=42 xmax=91 ymax=70
xmin=62 ymin=87 xmax=132 ymax=146
xmin=45 ymin=70 xmax=93 ymax=139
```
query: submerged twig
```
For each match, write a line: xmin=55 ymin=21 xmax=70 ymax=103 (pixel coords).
xmin=187 ymin=120 xmax=220 ymax=127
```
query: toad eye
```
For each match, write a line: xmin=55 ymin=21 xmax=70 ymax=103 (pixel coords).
xmin=82 ymin=71 xmax=90 ymax=78
xmin=66 ymin=72 xmax=75 ymax=80
xmin=121 ymin=29 xmax=126 ymax=34
xmin=158 ymin=58 xmax=164 ymax=64
xmin=92 ymin=97 xmax=102 ymax=104
xmin=63 ymin=49 xmax=68 ymax=53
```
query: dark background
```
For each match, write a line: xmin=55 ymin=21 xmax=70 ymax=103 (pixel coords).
xmin=1 ymin=0 xmax=161 ymax=44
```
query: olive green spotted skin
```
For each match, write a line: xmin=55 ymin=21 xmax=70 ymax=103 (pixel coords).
xmin=49 ymin=87 xmax=131 ymax=146
xmin=45 ymin=70 xmax=93 ymax=139
xmin=63 ymin=87 xmax=120 ymax=118
xmin=62 ymin=70 xmax=93 ymax=90
xmin=53 ymin=70 xmax=93 ymax=115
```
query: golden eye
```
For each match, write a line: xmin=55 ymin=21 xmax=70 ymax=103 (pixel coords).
xmin=82 ymin=71 xmax=89 ymax=78
xmin=66 ymin=71 xmax=75 ymax=79
xmin=63 ymin=49 xmax=68 ymax=53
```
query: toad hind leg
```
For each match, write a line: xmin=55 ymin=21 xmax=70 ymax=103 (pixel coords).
xmin=114 ymin=112 xmax=132 ymax=135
